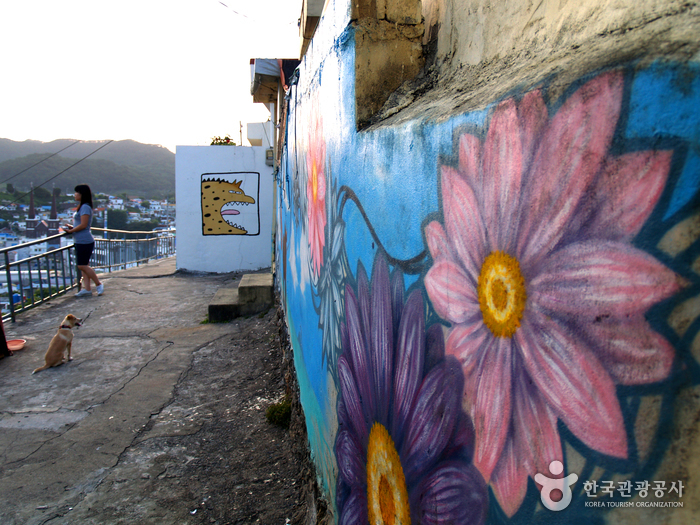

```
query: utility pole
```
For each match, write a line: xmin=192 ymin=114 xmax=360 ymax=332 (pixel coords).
xmin=240 ymin=121 xmax=243 ymax=146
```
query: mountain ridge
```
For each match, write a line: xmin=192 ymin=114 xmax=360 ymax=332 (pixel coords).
xmin=0 ymin=138 xmax=174 ymax=165
xmin=0 ymin=138 xmax=175 ymax=199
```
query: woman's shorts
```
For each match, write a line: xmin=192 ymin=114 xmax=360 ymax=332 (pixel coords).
xmin=75 ymin=242 xmax=95 ymax=266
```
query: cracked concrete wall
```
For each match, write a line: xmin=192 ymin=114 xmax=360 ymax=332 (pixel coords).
xmin=422 ymin=0 xmax=700 ymax=70
xmin=365 ymin=0 xmax=700 ymax=129
xmin=353 ymin=0 xmax=425 ymax=127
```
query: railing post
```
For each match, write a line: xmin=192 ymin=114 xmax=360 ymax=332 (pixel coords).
xmin=36 ymin=257 xmax=43 ymax=303
xmin=27 ymin=259 xmax=34 ymax=307
xmin=5 ymin=252 xmax=14 ymax=322
xmin=68 ymin=244 xmax=75 ymax=289
xmin=17 ymin=260 xmax=24 ymax=314
xmin=60 ymin=247 xmax=68 ymax=294
xmin=52 ymin=253 xmax=59 ymax=297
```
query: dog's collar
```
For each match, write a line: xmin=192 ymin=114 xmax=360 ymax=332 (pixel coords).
xmin=60 ymin=324 xmax=73 ymax=329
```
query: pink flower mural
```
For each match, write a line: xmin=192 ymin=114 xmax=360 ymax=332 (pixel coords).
xmin=424 ymin=70 xmax=684 ymax=516
xmin=307 ymin=110 xmax=327 ymax=276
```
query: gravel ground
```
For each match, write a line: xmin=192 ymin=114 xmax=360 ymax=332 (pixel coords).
xmin=61 ymin=306 xmax=314 ymax=525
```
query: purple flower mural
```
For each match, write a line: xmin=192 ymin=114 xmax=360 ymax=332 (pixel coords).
xmin=424 ymin=70 xmax=685 ymax=516
xmin=307 ymin=107 xmax=327 ymax=277
xmin=335 ymin=253 xmax=488 ymax=525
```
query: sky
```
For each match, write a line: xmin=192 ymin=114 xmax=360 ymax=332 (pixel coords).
xmin=0 ymin=0 xmax=301 ymax=153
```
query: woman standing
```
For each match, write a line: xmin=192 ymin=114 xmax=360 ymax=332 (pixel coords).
xmin=64 ymin=184 xmax=104 ymax=297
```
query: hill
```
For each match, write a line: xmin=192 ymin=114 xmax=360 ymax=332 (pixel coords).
xmin=0 ymin=139 xmax=175 ymax=199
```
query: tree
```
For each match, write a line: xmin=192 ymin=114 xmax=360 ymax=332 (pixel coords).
xmin=34 ymin=186 xmax=51 ymax=202
xmin=6 ymin=183 xmax=14 ymax=194
xmin=211 ymin=135 xmax=236 ymax=145
xmin=107 ymin=209 xmax=128 ymax=231
xmin=130 ymin=219 xmax=159 ymax=232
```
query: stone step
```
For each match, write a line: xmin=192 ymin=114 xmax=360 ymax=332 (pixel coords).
xmin=208 ymin=273 xmax=273 ymax=322
xmin=238 ymin=273 xmax=273 ymax=305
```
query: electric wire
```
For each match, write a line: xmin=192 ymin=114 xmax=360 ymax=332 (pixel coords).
xmin=261 ymin=120 xmax=271 ymax=148
xmin=214 ymin=0 xmax=295 ymax=25
xmin=8 ymin=140 xmax=113 ymax=205
xmin=217 ymin=1 xmax=251 ymax=19
xmin=0 ymin=140 xmax=81 ymax=186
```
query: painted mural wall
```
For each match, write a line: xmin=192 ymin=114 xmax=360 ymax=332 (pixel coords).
xmin=276 ymin=1 xmax=700 ymax=523
xmin=176 ymin=146 xmax=274 ymax=272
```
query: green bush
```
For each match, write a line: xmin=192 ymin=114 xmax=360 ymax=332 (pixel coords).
xmin=265 ymin=397 xmax=291 ymax=428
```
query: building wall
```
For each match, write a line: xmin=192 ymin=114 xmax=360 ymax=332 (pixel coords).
xmin=247 ymin=121 xmax=274 ymax=148
xmin=277 ymin=0 xmax=700 ymax=522
xmin=422 ymin=0 xmax=697 ymax=69
xmin=176 ymin=146 xmax=274 ymax=272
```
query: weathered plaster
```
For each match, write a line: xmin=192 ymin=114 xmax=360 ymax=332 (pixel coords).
xmin=352 ymin=0 xmax=422 ymax=23
xmin=354 ymin=17 xmax=424 ymax=127
xmin=372 ymin=0 xmax=700 ymax=128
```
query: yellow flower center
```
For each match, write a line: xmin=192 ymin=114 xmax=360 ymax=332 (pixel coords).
xmin=477 ymin=251 xmax=527 ymax=338
xmin=312 ymin=163 xmax=318 ymax=202
xmin=367 ymin=423 xmax=411 ymax=525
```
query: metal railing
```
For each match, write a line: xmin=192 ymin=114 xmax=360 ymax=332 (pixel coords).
xmin=0 ymin=227 xmax=175 ymax=322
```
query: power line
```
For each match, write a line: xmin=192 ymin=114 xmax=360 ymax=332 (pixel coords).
xmin=217 ymin=1 xmax=251 ymax=19
xmin=0 ymin=140 xmax=81 ymax=186
xmin=261 ymin=120 xmax=271 ymax=148
xmin=214 ymin=1 xmax=296 ymax=25
xmin=9 ymin=140 xmax=114 ymax=205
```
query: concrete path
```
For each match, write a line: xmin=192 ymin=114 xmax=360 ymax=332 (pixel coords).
xmin=0 ymin=258 xmax=243 ymax=524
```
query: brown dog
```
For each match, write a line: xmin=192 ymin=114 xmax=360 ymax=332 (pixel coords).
xmin=32 ymin=314 xmax=82 ymax=374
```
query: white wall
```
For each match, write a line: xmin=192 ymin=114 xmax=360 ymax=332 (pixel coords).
xmin=246 ymin=122 xmax=273 ymax=148
xmin=175 ymin=146 xmax=274 ymax=272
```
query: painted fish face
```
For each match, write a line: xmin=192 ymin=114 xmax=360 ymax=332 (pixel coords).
xmin=202 ymin=177 xmax=258 ymax=235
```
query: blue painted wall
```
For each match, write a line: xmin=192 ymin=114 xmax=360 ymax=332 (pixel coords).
xmin=275 ymin=6 xmax=700 ymax=523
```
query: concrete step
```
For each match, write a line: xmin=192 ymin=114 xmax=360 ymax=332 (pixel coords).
xmin=237 ymin=273 xmax=273 ymax=305
xmin=208 ymin=273 xmax=273 ymax=322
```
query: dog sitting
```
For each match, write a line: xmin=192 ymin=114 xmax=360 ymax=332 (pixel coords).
xmin=32 ymin=314 xmax=82 ymax=374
